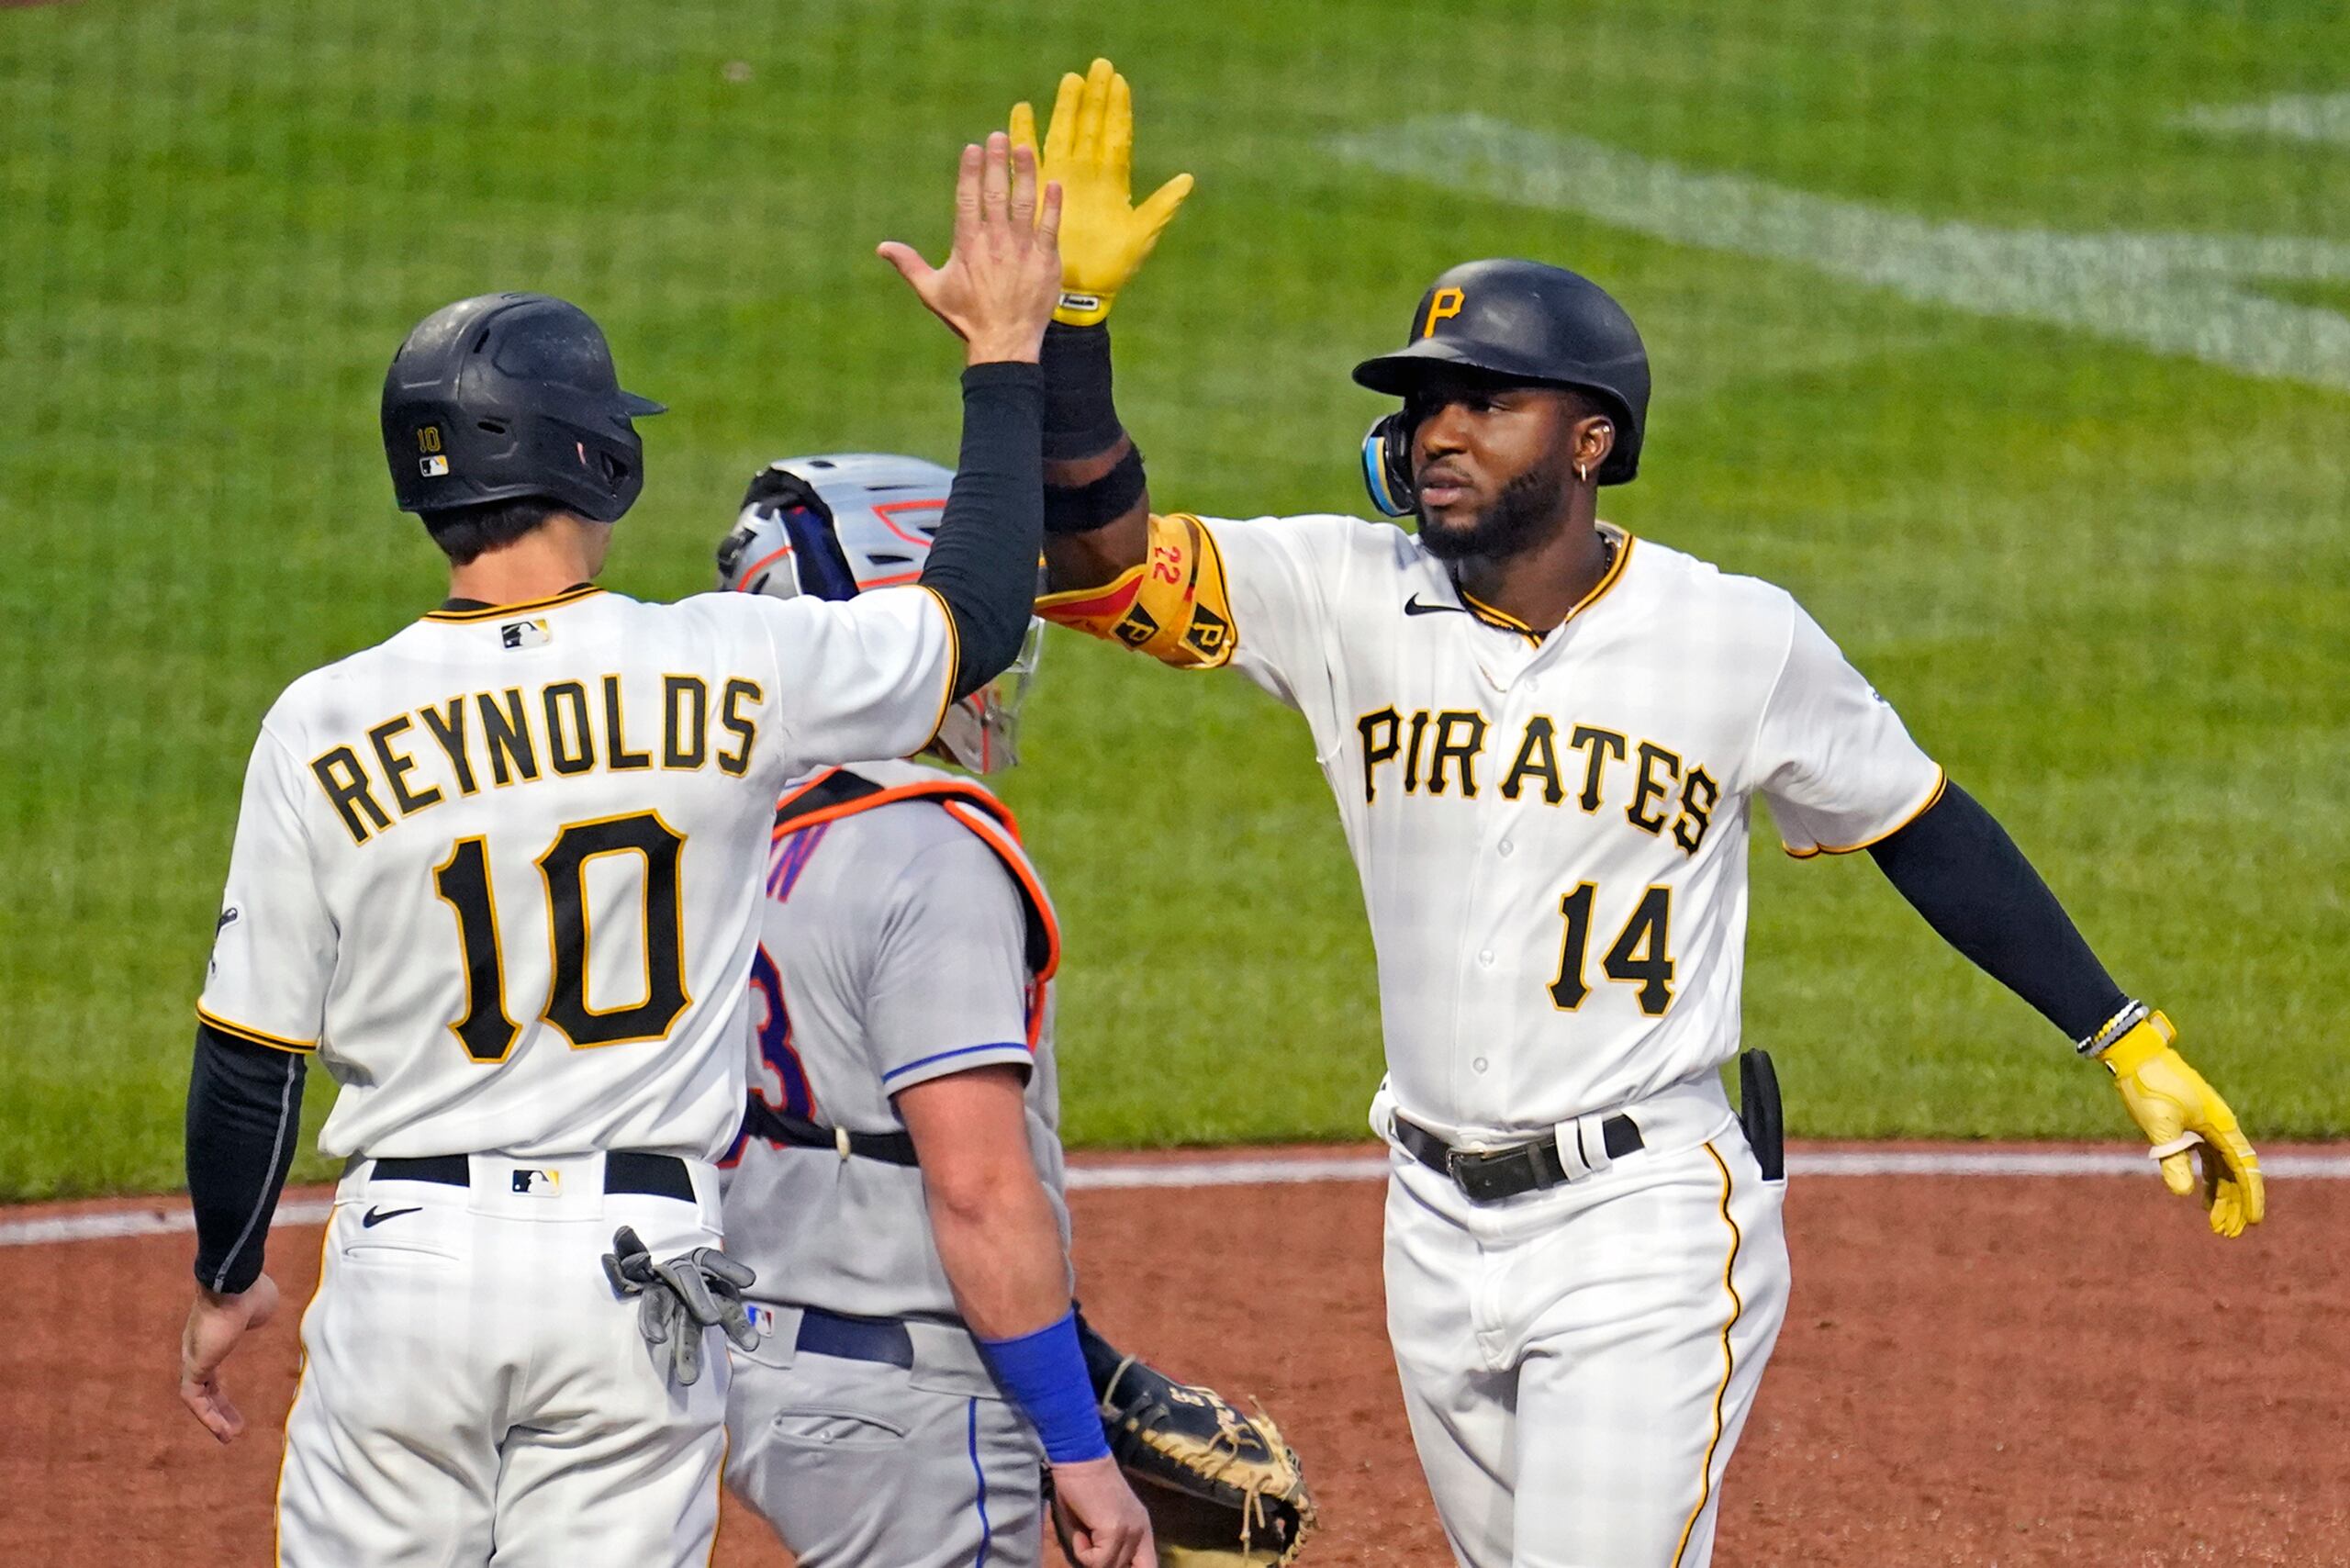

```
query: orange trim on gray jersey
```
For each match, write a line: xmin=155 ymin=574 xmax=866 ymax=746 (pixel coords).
xmin=771 ymin=768 xmax=1059 ymax=980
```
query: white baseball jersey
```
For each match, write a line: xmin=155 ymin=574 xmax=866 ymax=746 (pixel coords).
xmin=719 ymin=758 xmax=1067 ymax=1323
xmin=1192 ymin=514 xmax=1942 ymax=1137
xmin=196 ymin=583 xmax=956 ymax=1161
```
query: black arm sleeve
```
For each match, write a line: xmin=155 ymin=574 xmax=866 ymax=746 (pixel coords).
xmin=1038 ymin=323 xmax=1148 ymax=534
xmin=1039 ymin=322 xmax=1124 ymax=461
xmin=1867 ymin=780 xmax=2129 ymax=1040
xmin=186 ymin=1021 xmax=307 ymax=1294
xmin=919 ymin=363 xmax=1045 ymax=699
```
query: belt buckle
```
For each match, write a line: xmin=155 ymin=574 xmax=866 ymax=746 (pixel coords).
xmin=1445 ymin=1146 xmax=1511 ymax=1204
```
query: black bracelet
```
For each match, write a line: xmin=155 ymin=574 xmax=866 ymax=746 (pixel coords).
xmin=1044 ymin=444 xmax=1147 ymax=535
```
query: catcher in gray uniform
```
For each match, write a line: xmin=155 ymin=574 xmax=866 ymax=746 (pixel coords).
xmin=713 ymin=456 xmax=1316 ymax=1568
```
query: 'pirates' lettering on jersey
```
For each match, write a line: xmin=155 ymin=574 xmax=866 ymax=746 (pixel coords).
xmin=309 ymin=675 xmax=765 ymax=846
xmin=1354 ymin=707 xmax=1722 ymax=857
xmin=1172 ymin=515 xmax=1943 ymax=1137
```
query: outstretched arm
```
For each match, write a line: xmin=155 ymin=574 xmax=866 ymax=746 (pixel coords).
xmin=1007 ymin=60 xmax=1192 ymax=593
xmin=1866 ymin=781 xmax=2127 ymax=1038
xmin=1040 ymin=323 xmax=1149 ymax=589
xmin=1870 ymin=782 xmax=2264 ymax=1236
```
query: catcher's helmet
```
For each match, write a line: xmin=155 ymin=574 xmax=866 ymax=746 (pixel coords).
xmin=715 ymin=454 xmax=1041 ymax=775
xmin=1352 ymin=259 xmax=1650 ymax=514
xmin=381 ymin=292 xmax=665 ymax=523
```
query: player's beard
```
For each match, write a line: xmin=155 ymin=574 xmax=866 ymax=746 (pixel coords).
xmin=1416 ymin=449 xmax=1575 ymax=563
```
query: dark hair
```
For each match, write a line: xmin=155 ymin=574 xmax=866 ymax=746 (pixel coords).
xmin=419 ymin=496 xmax=564 ymax=566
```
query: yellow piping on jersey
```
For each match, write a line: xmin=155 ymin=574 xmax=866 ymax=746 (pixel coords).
xmin=1672 ymin=1141 xmax=1746 ymax=1568
xmin=914 ymin=585 xmax=961 ymax=751
xmin=196 ymin=1005 xmax=318 ymax=1055
xmin=420 ymin=585 xmax=606 ymax=623
xmin=1456 ymin=526 xmax=1635 ymax=647
xmin=274 ymin=1211 xmax=339 ymax=1566
xmin=1456 ymin=588 xmax=1544 ymax=646
xmin=1781 ymin=766 xmax=1948 ymax=859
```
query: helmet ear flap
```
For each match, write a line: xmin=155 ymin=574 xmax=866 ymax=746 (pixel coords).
xmin=1361 ymin=412 xmax=1416 ymax=518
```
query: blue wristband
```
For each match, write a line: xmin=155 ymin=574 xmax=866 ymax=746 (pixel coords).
xmin=977 ymin=1309 xmax=1111 ymax=1464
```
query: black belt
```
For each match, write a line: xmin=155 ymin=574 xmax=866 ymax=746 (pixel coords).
xmin=795 ymin=1305 xmax=914 ymax=1369
xmin=369 ymin=1151 xmax=697 ymax=1202
xmin=743 ymin=1099 xmax=920 ymax=1168
xmin=1393 ymin=1113 xmax=1642 ymax=1204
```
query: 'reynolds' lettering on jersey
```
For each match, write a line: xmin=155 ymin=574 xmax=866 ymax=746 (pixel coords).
xmin=309 ymin=675 xmax=765 ymax=846
xmin=1355 ymin=707 xmax=1719 ymax=855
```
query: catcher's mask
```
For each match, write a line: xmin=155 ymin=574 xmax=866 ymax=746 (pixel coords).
xmin=716 ymin=454 xmax=1041 ymax=775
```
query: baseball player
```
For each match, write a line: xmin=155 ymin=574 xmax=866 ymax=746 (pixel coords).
xmin=176 ymin=135 xmax=1063 ymax=1567
xmin=711 ymin=457 xmax=1315 ymax=1568
xmin=711 ymin=451 xmax=1148 ymax=1568
xmin=1015 ymin=62 xmax=2266 ymax=1568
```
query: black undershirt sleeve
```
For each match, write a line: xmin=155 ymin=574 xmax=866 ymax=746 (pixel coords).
xmin=1867 ymin=780 xmax=2129 ymax=1041
xmin=919 ymin=363 xmax=1045 ymax=699
xmin=186 ymin=1021 xmax=307 ymax=1294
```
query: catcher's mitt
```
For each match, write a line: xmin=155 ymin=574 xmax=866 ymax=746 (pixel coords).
xmin=1091 ymin=1350 xmax=1317 ymax=1565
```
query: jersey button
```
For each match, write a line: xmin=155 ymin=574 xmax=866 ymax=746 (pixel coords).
xmin=1497 ymin=839 xmax=1515 ymax=857
xmin=1472 ymin=1057 xmax=1490 ymax=1073
xmin=1478 ymin=949 xmax=1496 ymax=968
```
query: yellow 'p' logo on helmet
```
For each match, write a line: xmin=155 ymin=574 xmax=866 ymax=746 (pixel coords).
xmin=1419 ymin=287 xmax=1466 ymax=339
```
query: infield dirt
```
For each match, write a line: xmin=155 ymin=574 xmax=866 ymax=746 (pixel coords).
xmin=8 ymin=1148 xmax=2343 ymax=1566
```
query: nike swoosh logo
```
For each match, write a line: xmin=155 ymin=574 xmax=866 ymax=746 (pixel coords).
xmin=1404 ymin=594 xmax=1467 ymax=617
xmin=361 ymin=1205 xmax=422 ymax=1228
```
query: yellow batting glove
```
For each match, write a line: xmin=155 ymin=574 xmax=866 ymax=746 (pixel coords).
xmin=1010 ymin=57 xmax=1193 ymax=326
xmin=2097 ymin=1010 xmax=2265 ymax=1238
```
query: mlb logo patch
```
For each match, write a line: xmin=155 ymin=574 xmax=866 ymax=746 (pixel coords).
xmin=511 ymin=1168 xmax=562 ymax=1196
xmin=420 ymin=455 xmax=450 ymax=477
xmin=745 ymin=1304 xmax=776 ymax=1341
xmin=500 ymin=618 xmax=552 ymax=650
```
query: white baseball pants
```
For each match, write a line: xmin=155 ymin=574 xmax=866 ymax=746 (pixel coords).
xmin=1378 ymin=1076 xmax=1789 ymax=1568
xmin=274 ymin=1152 xmax=730 ymax=1568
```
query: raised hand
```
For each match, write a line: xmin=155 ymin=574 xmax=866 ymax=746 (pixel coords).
xmin=878 ymin=132 xmax=1064 ymax=366
xmin=1010 ymin=57 xmax=1193 ymax=325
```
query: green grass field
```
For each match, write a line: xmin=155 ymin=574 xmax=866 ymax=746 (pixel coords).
xmin=3 ymin=0 xmax=2346 ymax=1199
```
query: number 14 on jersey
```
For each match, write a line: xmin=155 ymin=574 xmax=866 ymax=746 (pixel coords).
xmin=1549 ymin=882 xmax=1674 ymax=1016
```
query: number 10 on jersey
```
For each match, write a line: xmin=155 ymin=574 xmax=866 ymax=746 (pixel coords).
xmin=431 ymin=811 xmax=691 ymax=1061
xmin=1549 ymin=882 xmax=1675 ymax=1016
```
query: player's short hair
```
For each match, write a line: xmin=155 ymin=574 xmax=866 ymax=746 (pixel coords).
xmin=419 ymin=497 xmax=565 ymax=566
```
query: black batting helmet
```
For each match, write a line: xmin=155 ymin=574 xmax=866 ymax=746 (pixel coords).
xmin=1352 ymin=259 xmax=1650 ymax=514
xmin=380 ymin=292 xmax=665 ymax=524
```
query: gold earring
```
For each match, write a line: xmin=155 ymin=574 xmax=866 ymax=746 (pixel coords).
xmin=1575 ymin=461 xmax=1591 ymax=483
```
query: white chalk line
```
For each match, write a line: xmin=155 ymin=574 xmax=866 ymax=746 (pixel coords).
xmin=1326 ymin=115 xmax=2350 ymax=391
xmin=5 ymin=1149 xmax=2346 ymax=1248
xmin=2177 ymin=92 xmax=2350 ymax=149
